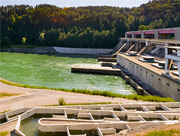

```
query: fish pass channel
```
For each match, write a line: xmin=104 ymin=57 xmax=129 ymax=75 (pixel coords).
xmin=0 ymin=52 xmax=136 ymax=95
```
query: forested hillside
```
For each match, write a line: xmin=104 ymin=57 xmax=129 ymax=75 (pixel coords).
xmin=1 ymin=0 xmax=180 ymax=48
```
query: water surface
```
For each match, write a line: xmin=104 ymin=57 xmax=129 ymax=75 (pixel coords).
xmin=0 ymin=52 xmax=136 ymax=95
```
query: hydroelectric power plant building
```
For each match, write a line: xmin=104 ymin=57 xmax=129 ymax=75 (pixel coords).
xmin=125 ymin=27 xmax=180 ymax=40
xmin=113 ymin=27 xmax=180 ymax=102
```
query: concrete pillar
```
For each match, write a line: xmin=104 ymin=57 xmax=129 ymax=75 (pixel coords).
xmin=177 ymin=50 xmax=180 ymax=79
xmin=165 ymin=43 xmax=169 ymax=74
xmin=141 ymin=32 xmax=144 ymax=39
xmin=125 ymin=33 xmax=128 ymax=38
xmin=137 ymin=86 xmax=144 ymax=95
xmin=125 ymin=76 xmax=130 ymax=83
xmin=139 ymin=42 xmax=143 ymax=50
xmin=165 ymin=58 xmax=169 ymax=74
xmin=154 ymin=30 xmax=159 ymax=39
xmin=175 ymin=28 xmax=180 ymax=40
xmin=132 ymin=32 xmax=135 ymax=38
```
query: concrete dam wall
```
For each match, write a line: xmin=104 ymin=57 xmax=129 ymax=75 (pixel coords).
xmin=53 ymin=47 xmax=112 ymax=55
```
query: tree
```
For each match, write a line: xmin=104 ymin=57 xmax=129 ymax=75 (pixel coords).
xmin=148 ymin=19 xmax=164 ymax=29
xmin=38 ymin=33 xmax=45 ymax=45
xmin=22 ymin=37 xmax=26 ymax=44
xmin=138 ymin=25 xmax=147 ymax=30
xmin=8 ymin=15 xmax=16 ymax=25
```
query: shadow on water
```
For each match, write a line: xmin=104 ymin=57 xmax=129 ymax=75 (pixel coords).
xmin=0 ymin=118 xmax=7 ymax=124
xmin=70 ymin=130 xmax=98 ymax=136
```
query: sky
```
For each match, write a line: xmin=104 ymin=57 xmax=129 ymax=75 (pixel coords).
xmin=1 ymin=0 xmax=149 ymax=8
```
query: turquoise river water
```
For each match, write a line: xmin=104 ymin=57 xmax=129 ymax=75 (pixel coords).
xmin=0 ymin=52 xmax=136 ymax=95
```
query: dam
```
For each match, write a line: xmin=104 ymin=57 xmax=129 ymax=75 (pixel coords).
xmin=97 ymin=27 xmax=180 ymax=101
xmin=1 ymin=27 xmax=180 ymax=136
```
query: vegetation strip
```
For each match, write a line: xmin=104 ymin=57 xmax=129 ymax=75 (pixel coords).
xmin=1 ymin=1 xmax=179 ymax=47
xmin=0 ymin=131 xmax=9 ymax=136
xmin=0 ymin=92 xmax=21 ymax=97
xmin=44 ymin=98 xmax=112 ymax=106
xmin=140 ymin=129 xmax=180 ymax=136
xmin=0 ymin=78 xmax=175 ymax=102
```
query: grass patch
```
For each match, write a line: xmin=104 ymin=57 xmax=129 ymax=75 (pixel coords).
xmin=58 ymin=97 xmax=67 ymax=105
xmin=0 ymin=110 xmax=11 ymax=114
xmin=44 ymin=101 xmax=112 ymax=106
xmin=0 ymin=92 xmax=21 ymax=97
xmin=142 ymin=129 xmax=180 ymax=136
xmin=66 ymin=102 xmax=112 ymax=105
xmin=0 ymin=131 xmax=9 ymax=136
xmin=0 ymin=78 xmax=176 ymax=102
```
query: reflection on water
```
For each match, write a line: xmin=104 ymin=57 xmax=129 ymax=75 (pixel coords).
xmin=0 ymin=53 xmax=136 ymax=95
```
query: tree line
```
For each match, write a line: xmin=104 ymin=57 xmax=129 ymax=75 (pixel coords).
xmin=1 ymin=0 xmax=180 ymax=48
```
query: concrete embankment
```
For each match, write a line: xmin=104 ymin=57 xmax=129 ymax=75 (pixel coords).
xmin=98 ymin=57 xmax=117 ymax=62
xmin=71 ymin=67 xmax=121 ymax=76
xmin=101 ymin=62 xmax=114 ymax=67
xmin=1 ymin=47 xmax=59 ymax=54
xmin=115 ymin=64 xmax=164 ymax=97
xmin=1 ymin=47 xmax=112 ymax=55
xmin=53 ymin=47 xmax=112 ymax=55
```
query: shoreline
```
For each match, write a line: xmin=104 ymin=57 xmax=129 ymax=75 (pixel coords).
xmin=0 ymin=80 xmax=141 ymax=113
xmin=0 ymin=78 xmax=175 ymax=108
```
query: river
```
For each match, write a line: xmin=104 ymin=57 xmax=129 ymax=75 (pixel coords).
xmin=0 ymin=52 xmax=136 ymax=95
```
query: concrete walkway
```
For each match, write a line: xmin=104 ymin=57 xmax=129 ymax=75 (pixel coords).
xmin=0 ymin=82 xmax=143 ymax=113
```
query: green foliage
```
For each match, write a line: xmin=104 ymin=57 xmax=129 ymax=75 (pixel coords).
xmin=44 ymin=102 xmax=111 ymax=106
xmin=8 ymin=15 xmax=16 ymax=25
xmin=144 ymin=129 xmax=180 ymax=136
xmin=0 ymin=78 xmax=176 ymax=102
xmin=0 ymin=93 xmax=20 ymax=97
xmin=22 ymin=37 xmax=26 ymax=44
xmin=149 ymin=19 xmax=164 ymax=29
xmin=0 ymin=131 xmax=9 ymax=136
xmin=1 ymin=1 xmax=180 ymax=47
xmin=58 ymin=97 xmax=66 ymax=105
xmin=138 ymin=25 xmax=147 ymax=30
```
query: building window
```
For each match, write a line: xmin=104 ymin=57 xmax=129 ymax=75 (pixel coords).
xmin=146 ymin=71 xmax=147 ymax=74
xmin=159 ymin=78 xmax=161 ymax=81
xmin=152 ymin=75 xmax=153 ymax=77
xmin=167 ymin=83 xmax=170 ymax=87
xmin=141 ymin=69 xmax=142 ymax=71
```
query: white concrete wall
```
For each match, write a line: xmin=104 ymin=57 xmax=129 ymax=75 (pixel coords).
xmin=53 ymin=47 xmax=112 ymax=55
xmin=117 ymin=55 xmax=180 ymax=101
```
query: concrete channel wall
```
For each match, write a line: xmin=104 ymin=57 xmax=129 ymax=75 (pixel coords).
xmin=117 ymin=55 xmax=180 ymax=101
xmin=71 ymin=67 xmax=121 ymax=76
xmin=53 ymin=47 xmax=112 ymax=55
xmin=10 ymin=102 xmax=180 ymax=135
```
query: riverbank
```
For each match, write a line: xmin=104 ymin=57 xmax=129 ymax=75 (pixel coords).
xmin=0 ymin=78 xmax=175 ymax=113
xmin=0 ymin=81 xmax=142 ymax=113
xmin=1 ymin=46 xmax=112 ymax=55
